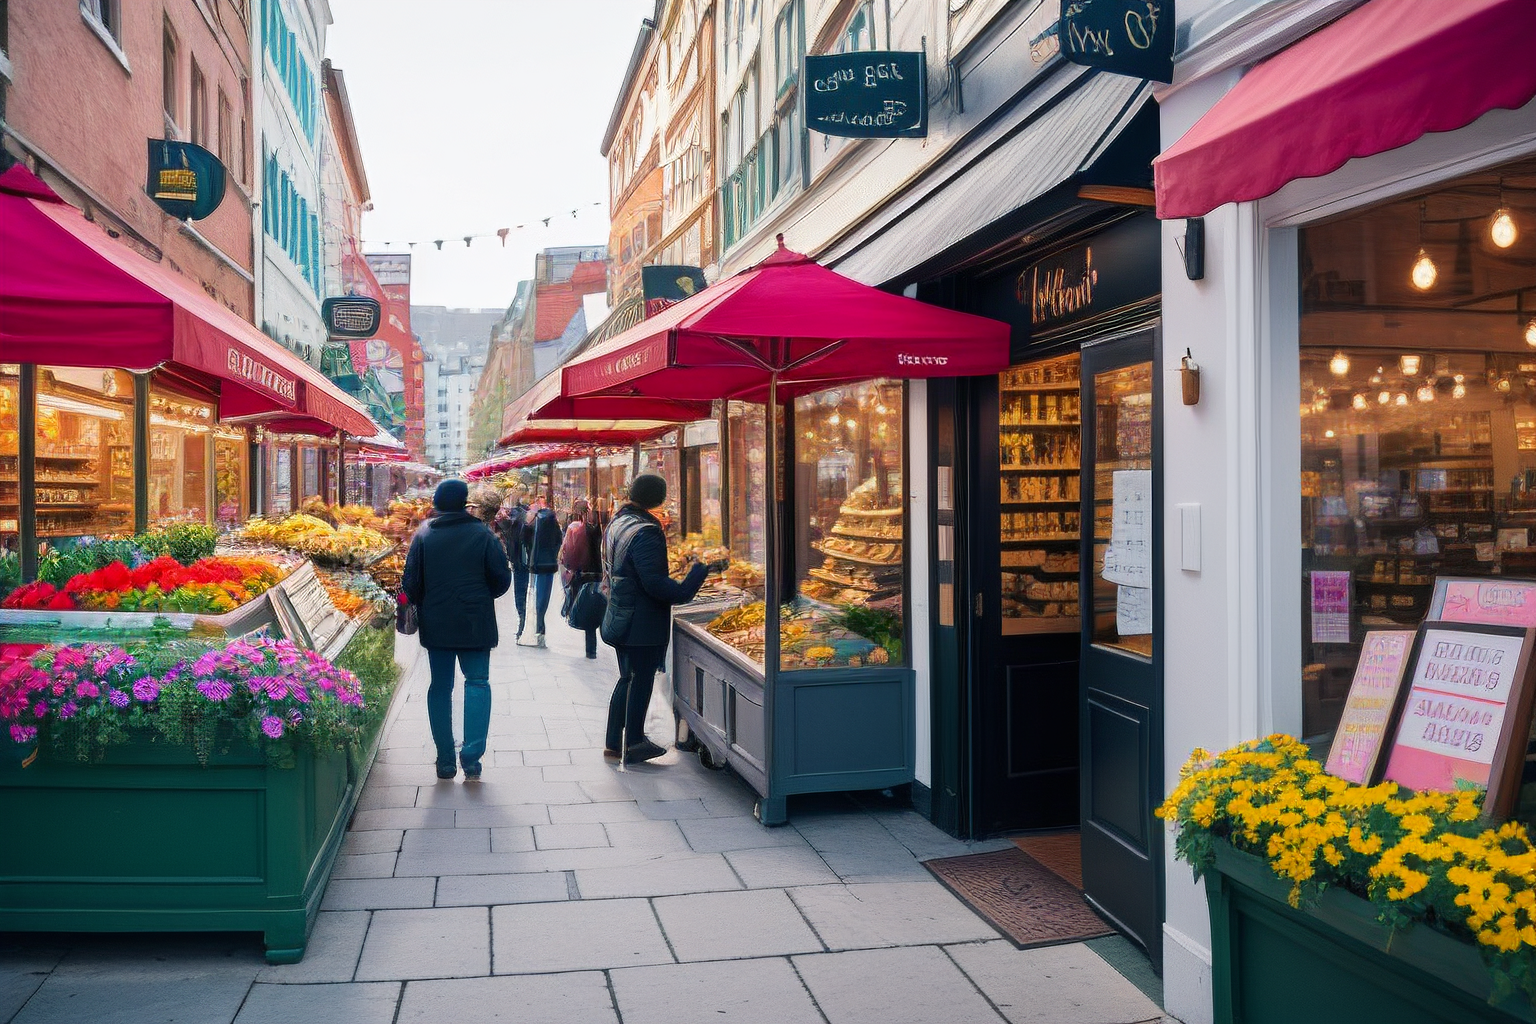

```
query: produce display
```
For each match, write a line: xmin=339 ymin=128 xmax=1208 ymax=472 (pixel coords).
xmin=384 ymin=497 xmax=433 ymax=543
xmin=316 ymin=568 xmax=395 ymax=625
xmin=704 ymin=599 xmax=899 ymax=669
xmin=1 ymin=556 xmax=286 ymax=614
xmin=366 ymin=552 xmax=404 ymax=595
xmin=237 ymin=513 xmax=393 ymax=568
xmin=802 ymin=479 xmax=903 ymax=608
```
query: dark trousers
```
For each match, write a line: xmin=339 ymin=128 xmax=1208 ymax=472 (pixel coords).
xmin=606 ymin=644 xmax=666 ymax=751
xmin=583 ymin=627 xmax=597 ymax=658
xmin=532 ymin=572 xmax=554 ymax=633
xmin=511 ymin=563 xmax=529 ymax=627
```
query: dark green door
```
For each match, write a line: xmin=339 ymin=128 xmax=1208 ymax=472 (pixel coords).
xmin=1079 ymin=326 xmax=1163 ymax=961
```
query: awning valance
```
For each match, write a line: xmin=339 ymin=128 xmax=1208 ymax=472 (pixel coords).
xmin=1153 ymin=0 xmax=1536 ymax=219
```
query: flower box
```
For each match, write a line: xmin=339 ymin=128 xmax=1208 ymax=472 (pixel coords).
xmin=1208 ymin=841 xmax=1531 ymax=1024
xmin=0 ymin=734 xmax=362 ymax=963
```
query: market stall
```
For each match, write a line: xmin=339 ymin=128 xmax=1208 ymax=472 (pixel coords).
xmin=560 ymin=238 xmax=1008 ymax=824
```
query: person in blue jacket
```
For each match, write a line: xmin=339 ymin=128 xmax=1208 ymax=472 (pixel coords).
xmin=403 ymin=479 xmax=512 ymax=781
xmin=600 ymin=473 xmax=708 ymax=764
xmin=518 ymin=497 xmax=563 ymax=648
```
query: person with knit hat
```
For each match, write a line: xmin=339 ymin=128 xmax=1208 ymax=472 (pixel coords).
xmin=599 ymin=472 xmax=707 ymax=764
xmin=402 ymin=478 xmax=513 ymax=781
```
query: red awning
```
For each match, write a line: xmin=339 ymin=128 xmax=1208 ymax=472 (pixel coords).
xmin=0 ymin=165 xmax=373 ymax=436
xmin=1153 ymin=0 xmax=1536 ymax=219
xmin=497 ymin=370 xmax=703 ymax=447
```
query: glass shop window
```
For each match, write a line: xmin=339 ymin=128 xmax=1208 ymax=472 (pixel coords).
xmin=1 ymin=364 xmax=21 ymax=568
xmin=1298 ymin=156 xmax=1536 ymax=749
xmin=147 ymin=382 xmax=213 ymax=529
xmin=213 ymin=428 xmax=248 ymax=528
xmin=35 ymin=367 xmax=136 ymax=542
xmin=268 ymin=445 xmax=292 ymax=515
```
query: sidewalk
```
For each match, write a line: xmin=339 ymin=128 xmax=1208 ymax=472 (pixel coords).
xmin=3 ymin=593 xmax=1173 ymax=1024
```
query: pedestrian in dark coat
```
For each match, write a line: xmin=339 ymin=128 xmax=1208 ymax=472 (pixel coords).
xmin=496 ymin=486 xmax=531 ymax=637
xmin=403 ymin=479 xmax=513 ymax=780
xmin=600 ymin=473 xmax=707 ymax=764
xmin=518 ymin=498 xmax=563 ymax=648
xmin=558 ymin=498 xmax=602 ymax=659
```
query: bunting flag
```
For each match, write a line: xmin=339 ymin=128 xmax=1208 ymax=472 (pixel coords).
xmin=363 ymin=200 xmax=606 ymax=250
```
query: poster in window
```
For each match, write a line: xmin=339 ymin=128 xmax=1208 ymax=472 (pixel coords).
xmin=1325 ymin=630 xmax=1414 ymax=784
xmin=1310 ymin=570 xmax=1351 ymax=644
xmin=1430 ymin=577 xmax=1536 ymax=628
xmin=1381 ymin=623 xmax=1536 ymax=817
xmin=1102 ymin=469 xmax=1151 ymax=588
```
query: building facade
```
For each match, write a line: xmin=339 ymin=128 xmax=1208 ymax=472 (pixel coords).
xmin=602 ymin=3 xmax=664 ymax=306
xmin=423 ymin=351 xmax=483 ymax=473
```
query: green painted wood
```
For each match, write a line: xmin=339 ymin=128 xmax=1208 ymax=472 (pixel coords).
xmin=1208 ymin=842 xmax=1531 ymax=1024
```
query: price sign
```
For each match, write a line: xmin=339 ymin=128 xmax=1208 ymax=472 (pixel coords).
xmin=1325 ymin=630 xmax=1413 ymax=784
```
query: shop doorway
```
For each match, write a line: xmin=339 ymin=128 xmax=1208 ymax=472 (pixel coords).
xmin=1078 ymin=327 xmax=1163 ymax=961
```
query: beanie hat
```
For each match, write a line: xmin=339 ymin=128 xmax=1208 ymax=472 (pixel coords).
xmin=434 ymin=479 xmax=469 ymax=512
xmin=629 ymin=473 xmax=667 ymax=509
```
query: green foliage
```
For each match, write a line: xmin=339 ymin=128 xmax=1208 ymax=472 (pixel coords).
xmin=0 ymin=552 xmax=19 ymax=601
xmin=835 ymin=604 xmax=904 ymax=663
xmin=162 ymin=524 xmax=218 ymax=564
xmin=334 ymin=624 xmax=400 ymax=732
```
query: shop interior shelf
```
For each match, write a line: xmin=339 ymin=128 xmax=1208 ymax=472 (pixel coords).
xmin=1001 ymin=499 xmax=1080 ymax=507
xmin=1000 ymin=420 xmax=1080 ymax=428
xmin=1000 ymin=464 xmax=1080 ymax=472
xmin=829 ymin=525 xmax=903 ymax=542
xmin=1001 ymin=383 xmax=1079 ymax=392
xmin=812 ymin=542 xmax=903 ymax=568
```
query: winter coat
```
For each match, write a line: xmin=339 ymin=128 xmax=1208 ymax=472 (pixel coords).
xmin=559 ymin=517 xmax=601 ymax=589
xmin=403 ymin=511 xmax=513 ymax=650
xmin=496 ymin=502 xmax=529 ymax=571
xmin=600 ymin=504 xmax=706 ymax=649
xmin=525 ymin=506 xmax=563 ymax=574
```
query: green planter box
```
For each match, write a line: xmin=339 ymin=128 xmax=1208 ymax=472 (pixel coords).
xmin=0 ymin=735 xmax=363 ymax=964
xmin=1208 ymin=841 xmax=1532 ymax=1024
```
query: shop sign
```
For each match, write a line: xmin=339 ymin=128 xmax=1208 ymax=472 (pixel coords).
xmin=1429 ymin=576 xmax=1536 ymax=627
xmin=804 ymin=51 xmax=927 ymax=139
xmin=1325 ymin=630 xmax=1414 ymax=785
xmin=321 ymin=296 xmax=382 ymax=339
xmin=564 ymin=335 xmax=669 ymax=397
xmin=986 ymin=212 xmax=1159 ymax=337
xmin=1310 ymin=570 xmax=1351 ymax=643
xmin=1059 ymin=0 xmax=1174 ymax=84
xmin=145 ymin=139 xmax=227 ymax=221
xmin=226 ymin=348 xmax=298 ymax=403
xmin=684 ymin=419 xmax=719 ymax=447
xmin=642 ymin=265 xmax=707 ymax=317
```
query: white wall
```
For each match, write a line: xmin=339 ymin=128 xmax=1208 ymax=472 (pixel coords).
xmin=907 ymin=379 xmax=931 ymax=788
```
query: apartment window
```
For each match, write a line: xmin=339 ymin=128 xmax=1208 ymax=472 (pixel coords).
xmin=189 ymin=60 xmax=208 ymax=148
xmin=835 ymin=1 xmax=876 ymax=53
xmin=162 ymin=25 xmax=179 ymax=127
xmin=239 ymin=80 xmax=251 ymax=184
xmin=81 ymin=0 xmax=118 ymax=42
xmin=774 ymin=1 xmax=802 ymax=95
xmin=217 ymin=89 xmax=233 ymax=171
xmin=776 ymin=105 xmax=800 ymax=190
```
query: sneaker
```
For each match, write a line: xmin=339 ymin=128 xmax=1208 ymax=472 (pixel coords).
xmin=624 ymin=739 xmax=668 ymax=764
xmin=436 ymin=765 xmax=456 ymax=780
xmin=515 ymin=635 xmax=535 ymax=647
xmin=462 ymin=768 xmax=482 ymax=783
xmin=535 ymin=633 xmax=547 ymax=648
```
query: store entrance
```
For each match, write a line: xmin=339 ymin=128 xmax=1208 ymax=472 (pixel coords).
xmin=1078 ymin=327 xmax=1163 ymax=960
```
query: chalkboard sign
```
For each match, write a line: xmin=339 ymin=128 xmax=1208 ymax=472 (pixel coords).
xmin=1325 ymin=630 xmax=1414 ymax=785
xmin=1059 ymin=0 xmax=1174 ymax=84
xmin=1381 ymin=622 xmax=1536 ymax=818
xmin=804 ymin=51 xmax=927 ymax=139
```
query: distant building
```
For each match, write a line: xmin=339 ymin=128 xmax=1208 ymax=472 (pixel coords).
xmin=410 ymin=306 xmax=503 ymax=365
xmin=424 ymin=351 xmax=483 ymax=472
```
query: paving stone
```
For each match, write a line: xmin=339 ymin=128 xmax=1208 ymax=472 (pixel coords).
xmin=489 ymin=826 xmax=536 ymax=852
xmin=541 ymin=761 xmax=618 ymax=782
xmin=578 ymin=776 xmax=633 ymax=801
xmin=611 ymin=957 xmax=824 ymax=1024
xmin=394 ymin=851 xmax=544 ymax=877
xmin=491 ymin=899 xmax=672 ymax=974
xmin=725 ymin=846 xmax=840 ymax=888
xmin=356 ymin=785 xmax=420 ymax=811
xmin=817 ymin=846 xmax=933 ymax=883
xmin=654 ymin=889 xmax=824 ymax=961
xmin=635 ymin=797 xmax=713 ymax=819
xmin=789 ymin=881 xmax=999 ymax=950
xmin=355 ymin=907 xmax=490 ymax=981
xmin=574 ymin=852 xmax=743 ymax=899
xmin=233 ymin=981 xmax=400 ymax=1023
xmin=435 ymin=870 xmax=572 ymax=907
xmin=604 ymin=819 xmax=691 ymax=853
xmin=454 ymin=804 xmax=551 ymax=828
xmin=794 ymin=945 xmax=1005 ymax=1024
xmin=401 ymin=827 xmax=491 ymax=856
xmin=350 ymin=807 xmax=456 ymax=831
xmin=397 ymin=973 xmax=617 ymax=1024
xmin=520 ymin=748 xmax=578 ymax=766
xmin=258 ymin=911 xmax=371 ymax=984
xmin=331 ymin=852 xmax=398 ymax=879
xmin=321 ymin=877 xmax=437 ymax=911
xmin=341 ymin=829 xmax=403 ymax=856
xmin=415 ymin=778 xmax=587 ymax=807
xmin=0 ymin=943 xmax=66 ymax=1023
xmin=547 ymin=800 xmax=649 ymax=824
xmin=945 ymin=940 xmax=1163 ymax=1024
xmin=534 ymin=822 xmax=610 ymax=850
xmin=678 ymin=815 xmax=810 ymax=854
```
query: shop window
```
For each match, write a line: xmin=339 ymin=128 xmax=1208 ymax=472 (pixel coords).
xmin=300 ymin=448 xmax=318 ymax=498
xmin=268 ymin=445 xmax=292 ymax=515
xmin=214 ymin=429 xmax=247 ymax=527
xmin=148 ymin=383 xmax=213 ymax=529
xmin=35 ymin=368 xmax=136 ymax=542
xmin=1297 ymin=156 xmax=1536 ymax=748
xmin=0 ymin=364 xmax=20 ymax=560
xmin=1089 ymin=362 xmax=1152 ymax=656
xmin=787 ymin=380 xmax=906 ymax=670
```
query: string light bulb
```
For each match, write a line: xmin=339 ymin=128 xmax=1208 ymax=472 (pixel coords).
xmin=1453 ymin=382 xmax=1468 ymax=399
xmin=1324 ymin=429 xmax=1336 ymax=439
xmin=1498 ymin=377 xmax=1514 ymax=393
xmin=1370 ymin=367 xmax=1384 ymax=384
xmin=1417 ymin=385 xmax=1435 ymax=403
xmin=1526 ymin=317 xmax=1536 ymax=348
xmin=1491 ymin=208 xmax=1519 ymax=249
xmin=1329 ymin=351 xmax=1351 ymax=376
xmin=1378 ymin=391 xmax=1391 ymax=405
xmin=1395 ymin=392 xmax=1409 ymax=407
xmin=1399 ymin=354 xmax=1421 ymax=376
xmin=1411 ymin=249 xmax=1438 ymax=290
xmin=1352 ymin=393 xmax=1368 ymax=410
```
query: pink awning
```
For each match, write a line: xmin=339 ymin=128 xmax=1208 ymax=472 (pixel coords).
xmin=0 ymin=165 xmax=373 ymax=436
xmin=497 ymin=370 xmax=703 ymax=447
xmin=1154 ymin=0 xmax=1536 ymax=219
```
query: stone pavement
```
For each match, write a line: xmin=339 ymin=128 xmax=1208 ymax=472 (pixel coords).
xmin=2 ymin=593 xmax=1173 ymax=1024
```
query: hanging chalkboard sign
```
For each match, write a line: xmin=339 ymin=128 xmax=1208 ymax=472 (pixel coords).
xmin=1059 ymin=0 xmax=1174 ymax=84
xmin=803 ymin=51 xmax=927 ymax=139
xmin=145 ymin=139 xmax=227 ymax=220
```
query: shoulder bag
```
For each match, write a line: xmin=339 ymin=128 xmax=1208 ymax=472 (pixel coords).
xmin=396 ymin=533 xmax=423 ymax=635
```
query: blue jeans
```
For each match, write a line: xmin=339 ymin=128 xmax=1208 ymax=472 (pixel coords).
xmin=532 ymin=572 xmax=553 ymax=634
xmin=426 ymin=648 xmax=491 ymax=774
xmin=511 ymin=563 xmax=529 ymax=629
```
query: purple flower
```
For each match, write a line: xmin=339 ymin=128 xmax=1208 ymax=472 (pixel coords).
xmin=260 ymin=715 xmax=284 ymax=739
xmin=75 ymin=680 xmax=100 ymax=699
xmin=9 ymin=724 xmax=37 ymax=743
xmin=32 ymin=701 xmax=47 ymax=717
xmin=58 ymin=701 xmax=78 ymax=720
xmin=263 ymin=678 xmax=290 ymax=701
xmin=132 ymin=677 xmax=160 ymax=702
xmin=196 ymin=680 xmax=234 ymax=702
xmin=108 ymin=689 xmax=129 ymax=708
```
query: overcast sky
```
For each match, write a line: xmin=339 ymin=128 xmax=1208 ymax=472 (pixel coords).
xmin=327 ymin=0 xmax=655 ymax=310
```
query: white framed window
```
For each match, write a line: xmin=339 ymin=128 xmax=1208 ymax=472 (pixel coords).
xmin=80 ymin=0 xmax=129 ymax=72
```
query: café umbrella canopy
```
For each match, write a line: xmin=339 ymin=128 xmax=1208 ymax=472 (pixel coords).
xmin=498 ymin=369 xmax=705 ymax=448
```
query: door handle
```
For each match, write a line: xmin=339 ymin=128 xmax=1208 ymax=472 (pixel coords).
xmin=974 ymin=592 xmax=983 ymax=619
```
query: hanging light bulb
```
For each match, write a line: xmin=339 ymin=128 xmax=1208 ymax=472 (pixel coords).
xmin=1395 ymin=392 xmax=1409 ymax=407
xmin=828 ymin=412 xmax=841 ymax=426
xmin=1324 ymin=429 xmax=1336 ymax=439
xmin=1411 ymin=249 xmax=1438 ymax=290
xmin=1416 ymin=385 xmax=1435 ymax=403
xmin=1526 ymin=317 xmax=1536 ymax=348
xmin=1370 ymin=367 xmax=1384 ymax=384
xmin=1329 ymin=351 xmax=1351 ymax=376
xmin=1399 ymin=354 xmax=1421 ymax=376
xmin=1453 ymin=382 xmax=1468 ymax=399
xmin=1313 ymin=396 xmax=1329 ymax=413
xmin=1378 ymin=391 xmax=1391 ymax=405
xmin=1352 ymin=393 xmax=1368 ymax=410
xmin=1491 ymin=208 xmax=1519 ymax=249
xmin=1498 ymin=377 xmax=1513 ymax=393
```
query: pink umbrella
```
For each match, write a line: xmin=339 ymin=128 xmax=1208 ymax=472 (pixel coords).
xmin=498 ymin=370 xmax=705 ymax=447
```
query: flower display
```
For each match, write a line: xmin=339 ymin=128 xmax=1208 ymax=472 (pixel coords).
xmin=1 ymin=556 xmax=286 ymax=615
xmin=238 ymin=513 xmax=392 ymax=568
xmin=1159 ymin=734 xmax=1536 ymax=1006
xmin=1 ymin=636 xmax=368 ymax=761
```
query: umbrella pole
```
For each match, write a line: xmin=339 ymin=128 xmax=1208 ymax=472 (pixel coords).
xmin=762 ymin=369 xmax=780 ymax=821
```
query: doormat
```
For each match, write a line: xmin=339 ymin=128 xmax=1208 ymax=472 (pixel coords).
xmin=925 ymin=847 xmax=1113 ymax=949
xmin=1011 ymin=831 xmax=1083 ymax=889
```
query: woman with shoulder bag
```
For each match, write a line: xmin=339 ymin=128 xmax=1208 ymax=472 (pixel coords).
xmin=558 ymin=498 xmax=602 ymax=659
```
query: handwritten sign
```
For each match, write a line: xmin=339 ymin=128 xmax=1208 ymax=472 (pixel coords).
xmin=804 ymin=51 xmax=927 ymax=139
xmin=1116 ymin=585 xmax=1151 ymax=635
xmin=1325 ymin=630 xmax=1413 ymax=784
xmin=1102 ymin=469 xmax=1151 ymax=588
xmin=1431 ymin=577 xmax=1536 ymax=628
xmin=1310 ymin=571 xmax=1351 ymax=644
xmin=1059 ymin=0 xmax=1174 ymax=83
xmin=1384 ymin=626 xmax=1528 ymax=796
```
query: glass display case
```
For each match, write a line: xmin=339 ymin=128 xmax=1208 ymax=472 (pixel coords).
xmin=214 ymin=429 xmax=248 ymax=527
xmin=1 ymin=364 xmax=21 ymax=552
xmin=148 ymin=383 xmax=214 ymax=529
xmin=552 ymin=459 xmax=589 ymax=520
xmin=639 ymin=439 xmax=681 ymax=540
xmin=30 ymin=367 xmax=136 ymax=542
xmin=267 ymin=445 xmax=293 ymax=515
xmin=998 ymin=354 xmax=1082 ymax=634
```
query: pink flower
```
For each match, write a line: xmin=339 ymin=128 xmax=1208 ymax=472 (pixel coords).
xmin=195 ymin=680 xmax=233 ymax=702
xmin=132 ymin=677 xmax=160 ymax=702
xmin=108 ymin=690 xmax=129 ymax=709
xmin=9 ymin=724 xmax=37 ymax=743
xmin=75 ymin=681 xmax=100 ymax=699
xmin=261 ymin=715 xmax=284 ymax=739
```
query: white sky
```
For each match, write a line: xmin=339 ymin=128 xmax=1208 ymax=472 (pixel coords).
xmin=327 ymin=0 xmax=656 ymax=310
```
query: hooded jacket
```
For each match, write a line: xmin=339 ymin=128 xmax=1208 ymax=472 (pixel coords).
xmin=525 ymin=506 xmax=563 ymax=574
xmin=496 ymin=501 xmax=530 ymax=571
xmin=403 ymin=511 xmax=513 ymax=650
xmin=601 ymin=504 xmax=706 ymax=649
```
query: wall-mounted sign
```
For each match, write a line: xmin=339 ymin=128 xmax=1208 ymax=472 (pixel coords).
xmin=1382 ymin=622 xmax=1536 ymax=817
xmin=145 ymin=139 xmax=226 ymax=221
xmin=1325 ymin=630 xmax=1414 ymax=785
xmin=1059 ymin=0 xmax=1174 ymax=84
xmin=804 ymin=51 xmax=927 ymax=139
xmin=642 ymin=265 xmax=706 ymax=317
xmin=322 ymin=296 xmax=382 ymax=339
